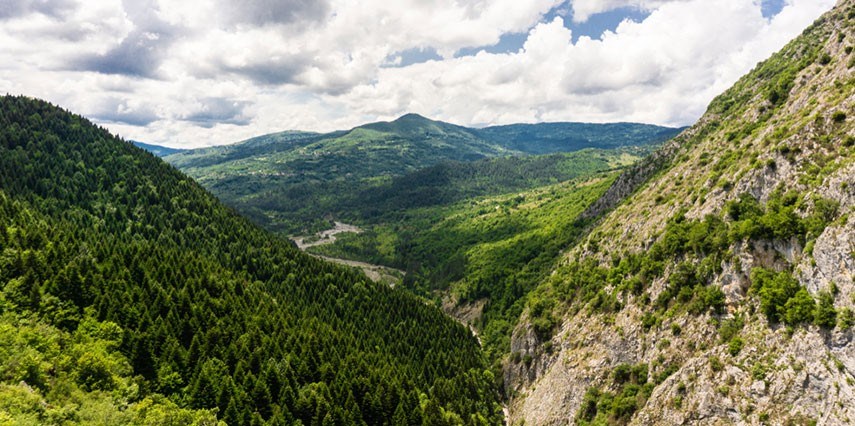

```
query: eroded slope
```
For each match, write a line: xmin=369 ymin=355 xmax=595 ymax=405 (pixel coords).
xmin=506 ymin=2 xmax=855 ymax=424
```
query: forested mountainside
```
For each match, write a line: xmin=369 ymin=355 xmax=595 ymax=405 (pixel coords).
xmin=0 ymin=95 xmax=503 ymax=425
xmin=164 ymin=114 xmax=678 ymax=235
xmin=506 ymin=1 xmax=855 ymax=424
xmin=308 ymin=152 xmax=638 ymax=364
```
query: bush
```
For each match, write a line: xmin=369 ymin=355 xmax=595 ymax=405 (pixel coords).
xmin=751 ymin=268 xmax=800 ymax=323
xmin=689 ymin=285 xmax=726 ymax=315
xmin=641 ymin=313 xmax=659 ymax=331
xmin=613 ymin=364 xmax=633 ymax=384
xmin=529 ymin=296 xmax=556 ymax=338
xmin=577 ymin=364 xmax=651 ymax=424
xmin=718 ymin=316 xmax=744 ymax=342
xmin=710 ymin=356 xmax=724 ymax=372
xmin=784 ymin=288 xmax=816 ymax=325
xmin=838 ymin=308 xmax=854 ymax=330
xmin=531 ymin=317 xmax=555 ymax=339
xmin=813 ymin=292 xmax=837 ymax=328
xmin=728 ymin=337 xmax=744 ymax=357
xmin=751 ymin=362 xmax=766 ymax=380
xmin=759 ymin=205 xmax=802 ymax=240
xmin=577 ymin=388 xmax=600 ymax=422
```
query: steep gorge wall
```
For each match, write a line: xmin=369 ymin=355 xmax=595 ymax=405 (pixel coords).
xmin=506 ymin=2 xmax=855 ymax=424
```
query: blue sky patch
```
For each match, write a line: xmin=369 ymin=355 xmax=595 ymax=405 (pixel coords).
xmin=383 ymin=46 xmax=443 ymax=68
xmin=761 ymin=0 xmax=787 ymax=19
xmin=455 ymin=3 xmax=651 ymax=59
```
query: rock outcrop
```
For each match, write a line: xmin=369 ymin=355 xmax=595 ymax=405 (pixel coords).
xmin=506 ymin=1 xmax=855 ymax=424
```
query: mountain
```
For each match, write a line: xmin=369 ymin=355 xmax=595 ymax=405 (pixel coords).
xmin=167 ymin=113 xmax=513 ymax=182
xmin=164 ymin=114 xmax=678 ymax=235
xmin=0 ymin=95 xmax=503 ymax=424
xmin=477 ymin=122 xmax=685 ymax=155
xmin=505 ymin=1 xmax=854 ymax=424
xmin=132 ymin=141 xmax=187 ymax=157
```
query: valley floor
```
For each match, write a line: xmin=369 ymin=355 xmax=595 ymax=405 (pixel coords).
xmin=292 ymin=221 xmax=405 ymax=285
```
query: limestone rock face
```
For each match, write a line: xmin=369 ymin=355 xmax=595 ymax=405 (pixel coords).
xmin=505 ymin=1 xmax=855 ymax=424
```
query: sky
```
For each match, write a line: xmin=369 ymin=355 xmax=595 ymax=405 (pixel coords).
xmin=0 ymin=0 xmax=837 ymax=148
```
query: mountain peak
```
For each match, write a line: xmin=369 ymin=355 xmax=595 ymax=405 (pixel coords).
xmin=394 ymin=112 xmax=431 ymax=122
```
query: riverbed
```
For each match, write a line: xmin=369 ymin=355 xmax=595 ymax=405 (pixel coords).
xmin=291 ymin=222 xmax=404 ymax=285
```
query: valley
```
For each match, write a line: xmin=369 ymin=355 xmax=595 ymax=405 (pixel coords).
xmin=2 ymin=0 xmax=853 ymax=425
xmin=310 ymin=255 xmax=404 ymax=287
xmin=162 ymin=1 xmax=854 ymax=423
xmin=292 ymin=221 xmax=404 ymax=285
xmin=166 ymin=119 xmax=668 ymax=365
xmin=164 ymin=117 xmax=678 ymax=236
xmin=292 ymin=221 xmax=363 ymax=250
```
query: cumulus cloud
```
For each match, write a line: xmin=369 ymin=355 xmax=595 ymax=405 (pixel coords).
xmin=219 ymin=0 xmax=330 ymax=27
xmin=333 ymin=0 xmax=835 ymax=129
xmin=181 ymin=97 xmax=252 ymax=128
xmin=0 ymin=0 xmax=838 ymax=147
xmin=72 ymin=0 xmax=179 ymax=78
xmin=90 ymin=97 xmax=161 ymax=126
xmin=0 ymin=0 xmax=76 ymax=20
xmin=75 ymin=30 xmax=172 ymax=77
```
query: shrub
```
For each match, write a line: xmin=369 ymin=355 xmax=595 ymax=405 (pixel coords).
xmin=813 ymin=292 xmax=837 ymax=328
xmin=531 ymin=317 xmax=555 ymax=339
xmin=613 ymin=364 xmax=633 ymax=384
xmin=838 ymin=308 xmax=854 ymax=330
xmin=529 ymin=296 xmax=556 ymax=338
xmin=728 ymin=337 xmax=744 ymax=357
xmin=577 ymin=388 xmax=600 ymax=422
xmin=689 ymin=285 xmax=726 ymax=315
xmin=719 ymin=316 xmax=744 ymax=342
xmin=710 ymin=356 xmax=724 ymax=372
xmin=641 ymin=312 xmax=659 ymax=331
xmin=751 ymin=362 xmax=767 ymax=380
xmin=655 ymin=364 xmax=679 ymax=384
xmin=784 ymin=288 xmax=816 ymax=325
xmin=751 ymin=268 xmax=800 ymax=323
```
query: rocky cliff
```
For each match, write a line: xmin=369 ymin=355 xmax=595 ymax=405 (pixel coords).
xmin=506 ymin=1 xmax=855 ymax=424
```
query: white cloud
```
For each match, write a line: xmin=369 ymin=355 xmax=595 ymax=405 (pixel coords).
xmin=0 ymin=0 xmax=837 ymax=147
xmin=327 ymin=0 xmax=835 ymax=128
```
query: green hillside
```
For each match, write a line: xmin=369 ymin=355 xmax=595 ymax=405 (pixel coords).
xmin=0 ymin=95 xmax=502 ymax=425
xmin=165 ymin=115 xmax=678 ymax=235
xmin=303 ymin=148 xmax=646 ymax=366
xmin=310 ymin=170 xmax=621 ymax=361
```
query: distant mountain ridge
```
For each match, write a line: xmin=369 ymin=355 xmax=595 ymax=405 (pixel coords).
xmin=477 ymin=121 xmax=686 ymax=155
xmin=163 ymin=113 xmax=682 ymax=160
xmin=163 ymin=113 xmax=680 ymax=234
xmin=131 ymin=140 xmax=186 ymax=157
